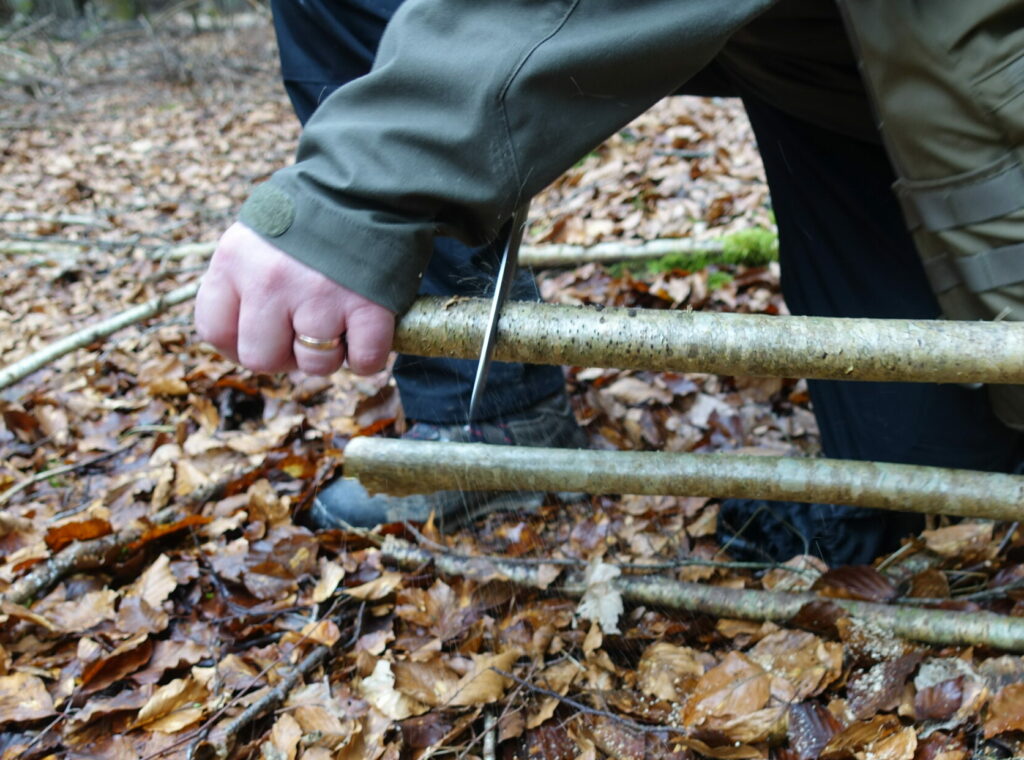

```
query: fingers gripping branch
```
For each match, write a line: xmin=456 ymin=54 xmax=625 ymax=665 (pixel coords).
xmin=194 ymin=223 xmax=395 ymax=376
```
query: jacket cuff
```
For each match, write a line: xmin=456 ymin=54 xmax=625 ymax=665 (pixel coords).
xmin=239 ymin=179 xmax=431 ymax=314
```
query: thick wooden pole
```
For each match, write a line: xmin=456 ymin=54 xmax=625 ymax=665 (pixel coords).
xmin=393 ymin=297 xmax=1024 ymax=384
xmin=345 ymin=439 xmax=1024 ymax=521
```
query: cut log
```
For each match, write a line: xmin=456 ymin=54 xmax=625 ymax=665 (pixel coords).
xmin=394 ymin=297 xmax=1024 ymax=384
xmin=345 ymin=439 xmax=1024 ymax=521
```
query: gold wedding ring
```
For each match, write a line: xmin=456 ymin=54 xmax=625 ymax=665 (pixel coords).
xmin=295 ymin=333 xmax=343 ymax=351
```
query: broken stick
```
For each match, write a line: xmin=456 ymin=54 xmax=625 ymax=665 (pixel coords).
xmin=380 ymin=536 xmax=1024 ymax=651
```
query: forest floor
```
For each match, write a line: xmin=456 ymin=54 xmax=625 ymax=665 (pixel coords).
xmin=1 ymin=11 xmax=1023 ymax=760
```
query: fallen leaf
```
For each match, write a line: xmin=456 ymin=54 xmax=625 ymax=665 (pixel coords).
xmin=360 ymin=660 xmax=428 ymax=720
xmin=132 ymin=673 xmax=208 ymax=730
xmin=747 ymin=629 xmax=843 ymax=701
xmin=44 ymin=588 xmax=118 ymax=632
xmin=683 ymin=651 xmax=770 ymax=733
xmin=813 ymin=565 xmax=897 ymax=602
xmin=392 ymin=658 xmax=460 ymax=706
xmin=346 ymin=571 xmax=405 ymax=601
xmin=637 ymin=641 xmax=711 ymax=702
xmin=267 ymin=712 xmax=302 ymax=760
xmin=921 ymin=522 xmax=994 ymax=558
xmin=787 ymin=702 xmax=842 ymax=760
xmin=312 ymin=558 xmax=346 ymax=603
xmin=915 ymin=677 xmax=964 ymax=721
xmin=847 ymin=653 xmax=922 ymax=720
xmin=449 ymin=650 xmax=519 ymax=707
xmin=44 ymin=517 xmax=111 ymax=552
xmin=0 ymin=673 xmax=56 ymax=724
xmin=576 ymin=560 xmax=623 ymax=634
xmin=124 ymin=552 xmax=177 ymax=608
xmin=983 ymin=682 xmax=1024 ymax=738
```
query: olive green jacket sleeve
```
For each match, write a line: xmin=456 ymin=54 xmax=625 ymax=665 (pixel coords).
xmin=240 ymin=0 xmax=776 ymax=313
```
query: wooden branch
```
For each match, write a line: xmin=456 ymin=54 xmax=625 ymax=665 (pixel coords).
xmin=380 ymin=536 xmax=1024 ymax=651
xmin=394 ymin=297 xmax=1024 ymax=384
xmin=0 ymin=441 xmax=135 ymax=507
xmin=189 ymin=644 xmax=333 ymax=760
xmin=0 ymin=281 xmax=199 ymax=391
xmin=518 ymin=238 xmax=724 ymax=268
xmin=0 ymin=213 xmax=112 ymax=228
xmin=345 ymin=439 xmax=1024 ymax=521
xmin=1 ymin=507 xmax=182 ymax=606
xmin=2 ymin=238 xmax=729 ymax=268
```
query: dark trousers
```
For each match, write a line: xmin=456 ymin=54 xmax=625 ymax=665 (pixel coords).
xmin=270 ymin=0 xmax=567 ymax=423
xmin=717 ymin=91 xmax=1023 ymax=563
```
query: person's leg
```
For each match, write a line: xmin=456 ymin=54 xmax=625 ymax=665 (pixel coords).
xmin=718 ymin=93 xmax=1022 ymax=564
xmin=270 ymin=0 xmax=567 ymax=424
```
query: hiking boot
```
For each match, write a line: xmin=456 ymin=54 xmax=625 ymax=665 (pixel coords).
xmin=308 ymin=392 xmax=588 ymax=530
xmin=716 ymin=498 xmax=925 ymax=567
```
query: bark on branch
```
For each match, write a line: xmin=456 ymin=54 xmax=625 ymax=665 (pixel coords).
xmin=0 ymin=281 xmax=199 ymax=391
xmin=344 ymin=439 xmax=1024 ymax=521
xmin=1 ymin=507 xmax=182 ymax=606
xmin=394 ymin=297 xmax=1024 ymax=384
xmin=380 ymin=536 xmax=1024 ymax=651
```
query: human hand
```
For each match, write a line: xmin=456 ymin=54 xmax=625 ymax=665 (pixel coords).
xmin=194 ymin=222 xmax=395 ymax=376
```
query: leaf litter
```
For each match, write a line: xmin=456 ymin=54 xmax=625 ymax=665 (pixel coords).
xmin=2 ymin=12 xmax=1024 ymax=760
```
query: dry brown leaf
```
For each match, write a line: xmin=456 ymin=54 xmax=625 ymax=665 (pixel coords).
xmin=360 ymin=659 xmax=428 ymax=720
xmin=847 ymin=653 xmax=923 ymax=720
xmin=915 ymin=678 xmax=964 ymax=721
xmin=762 ymin=555 xmax=827 ymax=592
xmin=637 ymin=641 xmax=711 ymax=702
xmin=44 ymin=588 xmax=118 ymax=632
xmin=787 ymin=702 xmax=843 ymax=760
xmin=391 ymin=658 xmax=460 ymax=707
xmin=921 ymin=522 xmax=994 ymax=558
xmin=115 ymin=596 xmax=170 ymax=635
xmin=0 ymin=672 xmax=56 ymax=724
xmin=747 ymin=629 xmax=843 ymax=702
xmin=528 ymin=660 xmax=584 ymax=729
xmin=80 ymin=634 xmax=154 ymax=694
xmin=983 ymin=682 xmax=1024 ymax=738
xmin=907 ymin=568 xmax=951 ymax=599
xmin=312 ymin=558 xmax=346 ymax=603
xmin=267 ymin=712 xmax=303 ymax=760
xmin=124 ymin=551 xmax=177 ymax=608
xmin=813 ymin=565 xmax=897 ymax=603
xmin=683 ymin=651 xmax=770 ymax=729
xmin=0 ymin=599 xmax=57 ymax=631
xmin=292 ymin=705 xmax=353 ymax=750
xmin=131 ymin=673 xmax=208 ymax=731
xmin=44 ymin=516 xmax=111 ymax=552
xmin=449 ymin=650 xmax=519 ymax=707
xmin=346 ymin=571 xmax=405 ymax=601
xmin=248 ymin=478 xmax=289 ymax=525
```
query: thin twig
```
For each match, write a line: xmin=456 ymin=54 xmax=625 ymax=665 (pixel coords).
xmin=404 ymin=521 xmax=812 ymax=577
xmin=492 ymin=668 xmax=679 ymax=736
xmin=0 ymin=438 xmax=136 ymax=507
xmin=0 ymin=280 xmax=199 ymax=391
